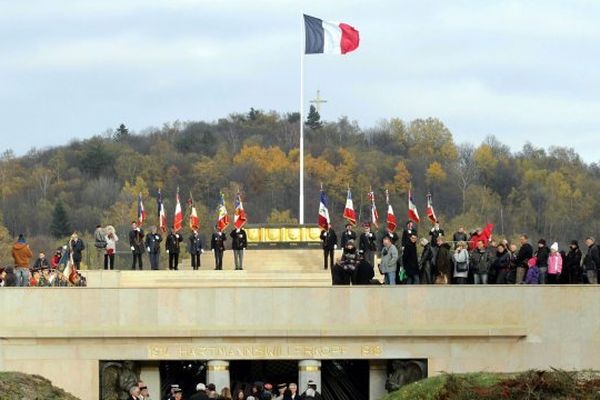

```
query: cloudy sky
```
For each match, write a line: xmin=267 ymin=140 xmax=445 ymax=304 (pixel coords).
xmin=1 ymin=0 xmax=599 ymax=161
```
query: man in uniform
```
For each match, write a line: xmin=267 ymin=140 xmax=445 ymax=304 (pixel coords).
xmin=230 ymin=227 xmax=248 ymax=270
xmin=340 ymin=223 xmax=357 ymax=248
xmin=358 ymin=222 xmax=377 ymax=267
xmin=211 ymin=226 xmax=227 ymax=270
xmin=145 ymin=226 xmax=162 ymax=270
xmin=319 ymin=226 xmax=337 ymax=270
xmin=188 ymin=230 xmax=204 ymax=270
xmin=165 ymin=228 xmax=183 ymax=270
xmin=128 ymin=221 xmax=145 ymax=270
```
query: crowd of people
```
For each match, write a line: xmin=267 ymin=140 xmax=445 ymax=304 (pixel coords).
xmin=0 ymin=233 xmax=87 ymax=287
xmin=324 ymin=221 xmax=600 ymax=286
xmin=94 ymin=222 xmax=248 ymax=271
xmin=151 ymin=380 xmax=320 ymax=400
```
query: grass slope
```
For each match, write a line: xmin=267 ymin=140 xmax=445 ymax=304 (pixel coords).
xmin=0 ymin=372 xmax=80 ymax=400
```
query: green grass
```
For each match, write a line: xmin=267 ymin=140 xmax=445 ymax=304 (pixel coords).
xmin=0 ymin=372 xmax=80 ymax=400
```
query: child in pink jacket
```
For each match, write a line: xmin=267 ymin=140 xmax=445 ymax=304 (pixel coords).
xmin=547 ymin=242 xmax=563 ymax=284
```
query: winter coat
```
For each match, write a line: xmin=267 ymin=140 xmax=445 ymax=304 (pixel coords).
xmin=379 ymin=244 xmax=398 ymax=274
xmin=320 ymin=229 xmax=337 ymax=250
xmin=188 ymin=233 xmax=203 ymax=254
xmin=230 ymin=229 xmax=247 ymax=250
xmin=434 ymin=243 xmax=452 ymax=277
xmin=470 ymin=248 xmax=489 ymax=274
xmin=33 ymin=257 xmax=49 ymax=270
xmin=536 ymin=246 xmax=550 ymax=268
xmin=210 ymin=232 xmax=227 ymax=251
xmin=547 ymin=252 xmax=563 ymax=275
xmin=583 ymin=244 xmax=600 ymax=271
xmin=128 ymin=229 xmax=145 ymax=255
xmin=359 ymin=231 xmax=378 ymax=253
xmin=564 ymin=247 xmax=583 ymax=282
xmin=402 ymin=240 xmax=419 ymax=276
xmin=420 ymin=244 xmax=434 ymax=272
xmin=69 ymin=239 xmax=85 ymax=263
xmin=468 ymin=223 xmax=494 ymax=249
xmin=453 ymin=248 xmax=469 ymax=278
xmin=401 ymin=223 xmax=418 ymax=247
xmin=11 ymin=242 xmax=33 ymax=267
xmin=492 ymin=250 xmax=510 ymax=273
xmin=165 ymin=233 xmax=183 ymax=253
xmin=353 ymin=260 xmax=375 ymax=284
xmin=516 ymin=243 xmax=534 ymax=268
xmin=3 ymin=266 xmax=17 ymax=287
xmin=144 ymin=233 xmax=162 ymax=254
xmin=525 ymin=266 xmax=540 ymax=284
xmin=453 ymin=232 xmax=468 ymax=243
xmin=340 ymin=229 xmax=357 ymax=248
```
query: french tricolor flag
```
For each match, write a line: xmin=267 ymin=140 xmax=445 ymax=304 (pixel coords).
xmin=304 ymin=14 xmax=360 ymax=55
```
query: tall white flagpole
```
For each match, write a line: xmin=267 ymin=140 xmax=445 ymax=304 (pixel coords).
xmin=299 ymin=12 xmax=305 ymax=225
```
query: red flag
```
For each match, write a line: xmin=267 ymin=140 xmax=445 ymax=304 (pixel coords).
xmin=157 ymin=189 xmax=167 ymax=233
xmin=385 ymin=189 xmax=397 ymax=232
xmin=342 ymin=189 xmax=357 ymax=225
xmin=234 ymin=192 xmax=248 ymax=229
xmin=407 ymin=189 xmax=420 ymax=224
xmin=173 ymin=188 xmax=183 ymax=232
xmin=189 ymin=196 xmax=199 ymax=231
xmin=469 ymin=223 xmax=494 ymax=249
xmin=367 ymin=190 xmax=379 ymax=228
xmin=318 ymin=190 xmax=330 ymax=230
xmin=217 ymin=192 xmax=229 ymax=232
xmin=426 ymin=192 xmax=437 ymax=224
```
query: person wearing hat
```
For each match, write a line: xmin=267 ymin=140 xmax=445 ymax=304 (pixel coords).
xmin=358 ymin=222 xmax=377 ymax=267
xmin=166 ymin=384 xmax=181 ymax=400
xmin=273 ymin=383 xmax=287 ymax=400
xmin=11 ymin=233 xmax=33 ymax=286
xmin=301 ymin=380 xmax=322 ymax=400
xmin=189 ymin=383 xmax=208 ymax=400
xmin=564 ymin=240 xmax=583 ymax=284
xmin=166 ymin=228 xmax=184 ymax=270
xmin=535 ymin=239 xmax=550 ymax=284
xmin=230 ymin=226 xmax=248 ymax=270
xmin=340 ymin=223 xmax=357 ymax=248
xmin=401 ymin=220 xmax=418 ymax=248
xmin=546 ymin=242 xmax=563 ymax=284
xmin=188 ymin=229 xmax=204 ymax=271
xmin=210 ymin=225 xmax=227 ymax=270
xmin=145 ymin=226 xmax=162 ymax=270
xmin=129 ymin=221 xmax=145 ymax=270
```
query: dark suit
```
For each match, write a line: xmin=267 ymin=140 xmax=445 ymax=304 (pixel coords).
xmin=129 ymin=228 xmax=145 ymax=270
xmin=320 ymin=228 xmax=337 ymax=270
xmin=211 ymin=232 xmax=227 ymax=270
xmin=340 ymin=229 xmax=357 ymax=247
xmin=230 ymin=229 xmax=248 ymax=270
xmin=165 ymin=233 xmax=183 ymax=270
xmin=145 ymin=232 xmax=162 ymax=270
xmin=188 ymin=233 xmax=203 ymax=270
xmin=359 ymin=231 xmax=378 ymax=266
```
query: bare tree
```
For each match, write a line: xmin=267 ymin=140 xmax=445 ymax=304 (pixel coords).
xmin=455 ymin=144 xmax=478 ymax=214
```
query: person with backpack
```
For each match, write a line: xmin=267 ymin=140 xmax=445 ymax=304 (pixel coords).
xmin=452 ymin=241 xmax=469 ymax=284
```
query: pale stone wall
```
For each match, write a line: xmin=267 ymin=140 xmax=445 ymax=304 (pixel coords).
xmin=0 ymin=286 xmax=599 ymax=400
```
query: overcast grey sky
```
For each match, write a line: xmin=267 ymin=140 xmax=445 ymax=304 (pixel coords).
xmin=1 ymin=1 xmax=599 ymax=161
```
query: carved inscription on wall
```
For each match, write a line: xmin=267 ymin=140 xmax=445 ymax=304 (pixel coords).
xmin=148 ymin=343 xmax=383 ymax=360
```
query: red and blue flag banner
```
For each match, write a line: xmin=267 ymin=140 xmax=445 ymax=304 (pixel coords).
xmin=318 ymin=189 xmax=330 ymax=230
xmin=407 ymin=189 xmax=420 ymax=224
xmin=137 ymin=193 xmax=146 ymax=226
xmin=367 ymin=190 xmax=379 ymax=228
xmin=426 ymin=192 xmax=437 ymax=224
xmin=304 ymin=14 xmax=359 ymax=55
xmin=343 ymin=189 xmax=357 ymax=225
xmin=217 ymin=192 xmax=230 ymax=232
xmin=234 ymin=192 xmax=248 ymax=229
xmin=173 ymin=188 xmax=183 ymax=232
xmin=157 ymin=189 xmax=167 ymax=233
xmin=188 ymin=195 xmax=200 ymax=231
xmin=385 ymin=189 xmax=397 ymax=232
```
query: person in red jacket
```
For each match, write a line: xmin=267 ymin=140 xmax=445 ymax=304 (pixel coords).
xmin=469 ymin=223 xmax=494 ymax=250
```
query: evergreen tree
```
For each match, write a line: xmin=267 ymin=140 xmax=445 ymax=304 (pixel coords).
xmin=306 ymin=105 xmax=322 ymax=129
xmin=50 ymin=201 xmax=71 ymax=238
xmin=113 ymin=123 xmax=129 ymax=142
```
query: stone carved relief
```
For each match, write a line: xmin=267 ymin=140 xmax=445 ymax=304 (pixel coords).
xmin=101 ymin=361 xmax=141 ymax=400
xmin=385 ymin=360 xmax=427 ymax=392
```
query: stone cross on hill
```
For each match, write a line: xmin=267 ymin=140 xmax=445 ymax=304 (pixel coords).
xmin=310 ymin=90 xmax=327 ymax=114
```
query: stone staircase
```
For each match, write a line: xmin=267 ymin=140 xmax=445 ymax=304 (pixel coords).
xmin=82 ymin=249 xmax=338 ymax=288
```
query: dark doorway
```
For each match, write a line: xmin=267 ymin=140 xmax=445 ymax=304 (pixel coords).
xmin=159 ymin=361 xmax=207 ymax=399
xmin=229 ymin=360 xmax=298 ymax=395
xmin=322 ymin=360 xmax=369 ymax=400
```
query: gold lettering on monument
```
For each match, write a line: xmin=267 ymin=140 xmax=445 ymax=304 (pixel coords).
xmin=148 ymin=343 xmax=383 ymax=359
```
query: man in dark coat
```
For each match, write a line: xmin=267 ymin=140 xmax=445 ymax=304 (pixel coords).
xmin=188 ymin=230 xmax=204 ymax=270
xmin=128 ymin=221 xmax=145 ymax=270
xmin=165 ymin=229 xmax=183 ymax=270
xmin=564 ymin=240 xmax=583 ymax=284
xmin=340 ymin=223 xmax=357 ymax=248
xmin=419 ymin=238 xmax=434 ymax=284
xmin=583 ymin=236 xmax=600 ymax=284
xmin=145 ymin=226 xmax=162 ymax=270
xmin=429 ymin=222 xmax=445 ymax=248
xmin=320 ymin=227 xmax=337 ymax=270
xmin=452 ymin=227 xmax=468 ymax=243
xmin=535 ymin=239 xmax=550 ymax=284
xmin=401 ymin=221 xmax=418 ymax=248
xmin=402 ymin=233 xmax=420 ymax=284
xmin=434 ymin=236 xmax=452 ymax=284
xmin=358 ymin=222 xmax=377 ymax=267
xmin=210 ymin=227 xmax=227 ymax=270
xmin=515 ymin=234 xmax=533 ymax=284
xmin=69 ymin=232 xmax=86 ymax=270
xmin=230 ymin=227 xmax=248 ymax=270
